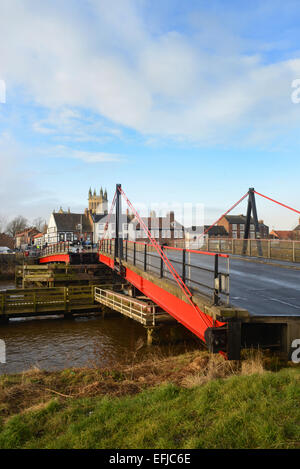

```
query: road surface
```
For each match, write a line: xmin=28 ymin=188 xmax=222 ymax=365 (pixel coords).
xmin=130 ymin=247 xmax=300 ymax=316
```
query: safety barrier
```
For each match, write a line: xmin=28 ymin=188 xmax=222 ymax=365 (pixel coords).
xmin=99 ymin=239 xmax=230 ymax=305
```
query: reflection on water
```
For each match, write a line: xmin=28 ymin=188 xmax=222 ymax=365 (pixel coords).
xmin=0 ymin=281 xmax=15 ymax=291
xmin=0 ymin=314 xmax=152 ymax=374
xmin=0 ymin=282 xmax=198 ymax=374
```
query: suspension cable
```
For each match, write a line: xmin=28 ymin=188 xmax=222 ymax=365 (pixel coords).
xmin=118 ymin=186 xmax=213 ymax=329
xmin=254 ymin=191 xmax=300 ymax=215
xmin=202 ymin=192 xmax=249 ymax=237
xmin=98 ymin=191 xmax=117 ymax=251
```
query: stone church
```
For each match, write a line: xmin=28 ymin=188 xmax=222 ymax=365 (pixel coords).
xmin=88 ymin=187 xmax=108 ymax=215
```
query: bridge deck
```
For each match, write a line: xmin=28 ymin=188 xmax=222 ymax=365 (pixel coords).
xmin=128 ymin=246 xmax=300 ymax=316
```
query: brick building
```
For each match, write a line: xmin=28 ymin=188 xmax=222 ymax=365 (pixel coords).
xmin=15 ymin=227 xmax=40 ymax=249
xmin=218 ymin=214 xmax=269 ymax=239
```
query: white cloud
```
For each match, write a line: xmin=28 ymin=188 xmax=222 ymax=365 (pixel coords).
xmin=0 ymin=0 xmax=300 ymax=145
xmin=0 ymin=132 xmax=61 ymax=220
xmin=46 ymin=145 xmax=124 ymax=163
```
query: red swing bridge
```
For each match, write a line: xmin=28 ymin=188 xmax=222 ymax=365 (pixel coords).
xmin=37 ymin=185 xmax=300 ymax=360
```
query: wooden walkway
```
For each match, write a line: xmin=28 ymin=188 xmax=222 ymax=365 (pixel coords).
xmin=94 ymin=287 xmax=174 ymax=326
xmin=0 ymin=285 xmax=116 ymax=320
xmin=15 ymin=263 xmax=115 ymax=288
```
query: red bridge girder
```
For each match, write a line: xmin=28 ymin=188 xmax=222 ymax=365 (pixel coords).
xmin=39 ymin=254 xmax=70 ymax=264
xmin=100 ymin=253 xmax=223 ymax=343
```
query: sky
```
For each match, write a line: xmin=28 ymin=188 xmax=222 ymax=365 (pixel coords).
xmin=1 ymin=0 xmax=300 ymax=229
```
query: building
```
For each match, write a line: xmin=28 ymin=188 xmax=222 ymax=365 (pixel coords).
xmin=269 ymin=219 xmax=300 ymax=241
xmin=93 ymin=214 xmax=130 ymax=243
xmin=46 ymin=209 xmax=93 ymax=244
xmin=185 ymin=225 xmax=228 ymax=248
xmin=217 ymin=214 xmax=269 ymax=239
xmin=128 ymin=212 xmax=184 ymax=244
xmin=33 ymin=232 xmax=44 ymax=247
xmin=88 ymin=187 xmax=108 ymax=215
xmin=293 ymin=218 xmax=300 ymax=240
xmin=15 ymin=228 xmax=40 ymax=249
xmin=258 ymin=220 xmax=269 ymax=239
xmin=269 ymin=230 xmax=293 ymax=240
xmin=204 ymin=225 xmax=228 ymax=238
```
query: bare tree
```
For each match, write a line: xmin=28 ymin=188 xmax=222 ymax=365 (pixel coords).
xmin=32 ymin=217 xmax=47 ymax=232
xmin=6 ymin=216 xmax=28 ymax=237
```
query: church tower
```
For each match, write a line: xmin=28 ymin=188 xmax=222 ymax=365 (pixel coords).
xmin=88 ymin=187 xmax=108 ymax=215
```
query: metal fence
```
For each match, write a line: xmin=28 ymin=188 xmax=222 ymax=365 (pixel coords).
xmin=168 ymin=237 xmax=300 ymax=263
xmin=199 ymin=238 xmax=300 ymax=263
xmin=40 ymin=242 xmax=98 ymax=257
xmin=99 ymin=239 xmax=230 ymax=305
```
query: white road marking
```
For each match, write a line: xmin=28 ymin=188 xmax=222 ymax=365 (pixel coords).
xmin=269 ymin=298 xmax=300 ymax=309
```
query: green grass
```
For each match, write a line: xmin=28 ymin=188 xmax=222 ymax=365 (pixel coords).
xmin=0 ymin=367 xmax=299 ymax=449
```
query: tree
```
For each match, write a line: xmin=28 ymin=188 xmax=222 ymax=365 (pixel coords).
xmin=32 ymin=217 xmax=47 ymax=232
xmin=6 ymin=216 xmax=28 ymax=237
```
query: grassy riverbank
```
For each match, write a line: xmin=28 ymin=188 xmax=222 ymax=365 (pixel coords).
xmin=0 ymin=350 xmax=299 ymax=449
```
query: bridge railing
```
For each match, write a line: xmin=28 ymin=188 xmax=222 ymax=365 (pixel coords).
xmin=39 ymin=242 xmax=98 ymax=258
xmin=182 ymin=237 xmax=300 ymax=263
xmin=40 ymin=242 xmax=70 ymax=257
xmin=94 ymin=287 xmax=156 ymax=325
xmin=99 ymin=239 xmax=230 ymax=305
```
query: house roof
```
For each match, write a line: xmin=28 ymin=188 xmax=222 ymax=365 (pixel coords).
xmin=53 ymin=213 xmax=92 ymax=232
xmin=93 ymin=214 xmax=129 ymax=225
xmin=15 ymin=227 xmax=39 ymax=237
xmin=224 ymin=215 xmax=255 ymax=224
xmin=270 ymin=230 xmax=293 ymax=240
xmin=204 ymin=225 xmax=228 ymax=236
xmin=33 ymin=233 xmax=43 ymax=239
xmin=130 ymin=216 xmax=184 ymax=230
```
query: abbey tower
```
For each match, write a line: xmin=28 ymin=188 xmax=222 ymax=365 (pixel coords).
xmin=88 ymin=187 xmax=108 ymax=215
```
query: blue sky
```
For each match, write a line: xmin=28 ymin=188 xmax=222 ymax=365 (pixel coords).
xmin=1 ymin=0 xmax=300 ymax=229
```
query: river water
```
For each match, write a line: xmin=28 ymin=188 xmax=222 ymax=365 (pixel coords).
xmin=0 ymin=282 xmax=194 ymax=375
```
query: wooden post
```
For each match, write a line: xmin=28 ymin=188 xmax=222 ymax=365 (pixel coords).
xmin=147 ymin=328 xmax=154 ymax=346
xmin=33 ymin=291 xmax=37 ymax=313
xmin=1 ymin=294 xmax=5 ymax=315
xmin=64 ymin=287 xmax=67 ymax=312
xmin=292 ymin=241 xmax=295 ymax=262
xmin=268 ymin=240 xmax=271 ymax=259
